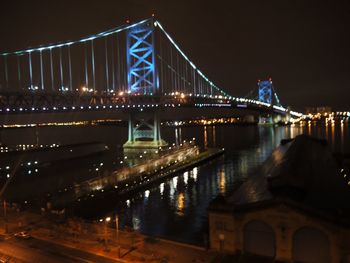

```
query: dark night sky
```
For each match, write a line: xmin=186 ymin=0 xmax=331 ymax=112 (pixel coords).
xmin=0 ymin=0 xmax=350 ymax=111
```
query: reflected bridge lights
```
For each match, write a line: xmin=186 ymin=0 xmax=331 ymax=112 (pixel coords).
xmin=160 ymin=183 xmax=165 ymax=195
xmin=173 ymin=176 xmax=178 ymax=189
xmin=192 ymin=167 xmax=198 ymax=182
xmin=177 ymin=192 xmax=185 ymax=216
xmin=184 ymin=171 xmax=189 ymax=185
xmin=144 ymin=190 xmax=150 ymax=199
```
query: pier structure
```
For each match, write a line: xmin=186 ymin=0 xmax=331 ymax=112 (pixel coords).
xmin=123 ymin=109 xmax=167 ymax=156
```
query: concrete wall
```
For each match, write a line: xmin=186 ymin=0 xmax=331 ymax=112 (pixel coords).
xmin=209 ymin=204 xmax=350 ymax=262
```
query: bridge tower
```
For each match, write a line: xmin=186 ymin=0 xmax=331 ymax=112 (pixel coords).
xmin=123 ymin=19 xmax=167 ymax=154
xmin=258 ymin=79 xmax=273 ymax=104
xmin=258 ymin=79 xmax=273 ymax=124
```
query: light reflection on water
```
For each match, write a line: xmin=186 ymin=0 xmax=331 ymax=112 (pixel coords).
xmin=218 ymin=168 xmax=225 ymax=195
xmin=0 ymin=122 xmax=349 ymax=245
xmin=114 ymin=123 xmax=349 ymax=245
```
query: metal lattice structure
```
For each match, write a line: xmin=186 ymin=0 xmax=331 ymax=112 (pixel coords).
xmin=127 ymin=20 xmax=157 ymax=95
xmin=258 ymin=80 xmax=273 ymax=104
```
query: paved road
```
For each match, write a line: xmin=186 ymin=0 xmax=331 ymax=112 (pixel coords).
xmin=0 ymin=236 xmax=121 ymax=263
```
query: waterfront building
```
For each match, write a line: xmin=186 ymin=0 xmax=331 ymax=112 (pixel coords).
xmin=208 ymin=135 xmax=350 ymax=262
xmin=305 ymin=106 xmax=332 ymax=115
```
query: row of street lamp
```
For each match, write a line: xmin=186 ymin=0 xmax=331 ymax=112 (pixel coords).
xmin=99 ymin=215 xmax=120 ymax=256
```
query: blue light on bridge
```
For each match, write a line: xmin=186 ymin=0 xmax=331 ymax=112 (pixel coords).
xmin=258 ymin=80 xmax=273 ymax=104
xmin=126 ymin=20 xmax=157 ymax=95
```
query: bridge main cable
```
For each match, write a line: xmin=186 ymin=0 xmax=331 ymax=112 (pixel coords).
xmin=0 ymin=19 xmax=151 ymax=56
xmin=154 ymin=20 xmax=232 ymax=99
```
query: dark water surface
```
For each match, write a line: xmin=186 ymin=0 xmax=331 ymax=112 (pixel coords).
xmin=1 ymin=122 xmax=350 ymax=245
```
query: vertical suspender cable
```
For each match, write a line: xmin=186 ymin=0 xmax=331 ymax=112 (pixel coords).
xmin=203 ymin=79 xmax=205 ymax=95
xmin=116 ymin=34 xmax=121 ymax=91
xmin=104 ymin=37 xmax=109 ymax=92
xmin=182 ymin=57 xmax=184 ymax=92
xmin=185 ymin=58 xmax=188 ymax=93
xmin=50 ymin=48 xmax=54 ymax=91
xmin=176 ymin=52 xmax=179 ymax=92
xmin=28 ymin=52 xmax=33 ymax=89
xmin=59 ymin=47 xmax=64 ymax=91
xmin=17 ymin=56 xmax=21 ymax=90
xmin=111 ymin=37 xmax=115 ymax=91
xmin=199 ymin=77 xmax=201 ymax=95
xmin=193 ymin=68 xmax=196 ymax=95
xmin=84 ymin=42 xmax=89 ymax=89
xmin=4 ymin=56 xmax=8 ymax=90
xmin=201 ymin=79 xmax=203 ymax=95
xmin=183 ymin=58 xmax=186 ymax=92
xmin=160 ymin=34 xmax=163 ymax=94
xmin=174 ymin=49 xmax=177 ymax=91
xmin=68 ymin=45 xmax=73 ymax=91
xmin=111 ymin=35 xmax=115 ymax=92
xmin=202 ymin=79 xmax=204 ymax=95
xmin=170 ymin=46 xmax=174 ymax=92
xmin=203 ymin=78 xmax=205 ymax=95
xmin=91 ymin=40 xmax=96 ymax=92
xmin=39 ymin=50 xmax=44 ymax=90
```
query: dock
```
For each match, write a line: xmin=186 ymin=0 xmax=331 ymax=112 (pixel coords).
xmin=53 ymin=145 xmax=225 ymax=207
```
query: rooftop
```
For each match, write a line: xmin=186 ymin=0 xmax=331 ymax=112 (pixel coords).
xmin=210 ymin=134 xmax=350 ymax=224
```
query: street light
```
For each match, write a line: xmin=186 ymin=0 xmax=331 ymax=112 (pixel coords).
xmin=103 ymin=216 xmax=111 ymax=251
xmin=115 ymin=214 xmax=121 ymax=258
xmin=0 ymin=170 xmax=17 ymax=233
xmin=115 ymin=214 xmax=119 ymax=242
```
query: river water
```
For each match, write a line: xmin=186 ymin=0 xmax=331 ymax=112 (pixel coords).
xmin=1 ymin=121 xmax=350 ymax=245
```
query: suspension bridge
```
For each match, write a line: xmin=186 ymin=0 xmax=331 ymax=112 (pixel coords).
xmin=0 ymin=17 xmax=303 ymax=151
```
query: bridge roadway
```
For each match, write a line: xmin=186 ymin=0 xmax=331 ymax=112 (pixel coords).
xmin=0 ymin=91 xmax=300 ymax=118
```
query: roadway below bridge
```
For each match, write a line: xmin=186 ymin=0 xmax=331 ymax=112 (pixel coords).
xmin=0 ymin=235 xmax=122 ymax=263
xmin=0 ymin=208 xmax=219 ymax=263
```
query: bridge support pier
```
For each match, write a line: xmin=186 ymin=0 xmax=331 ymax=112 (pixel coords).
xmin=258 ymin=115 xmax=273 ymax=125
xmin=123 ymin=110 xmax=167 ymax=157
xmin=259 ymin=113 xmax=291 ymax=125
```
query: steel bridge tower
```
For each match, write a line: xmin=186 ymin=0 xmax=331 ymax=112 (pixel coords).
xmin=123 ymin=19 xmax=167 ymax=154
xmin=258 ymin=79 xmax=273 ymax=104
xmin=258 ymin=79 xmax=273 ymax=124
